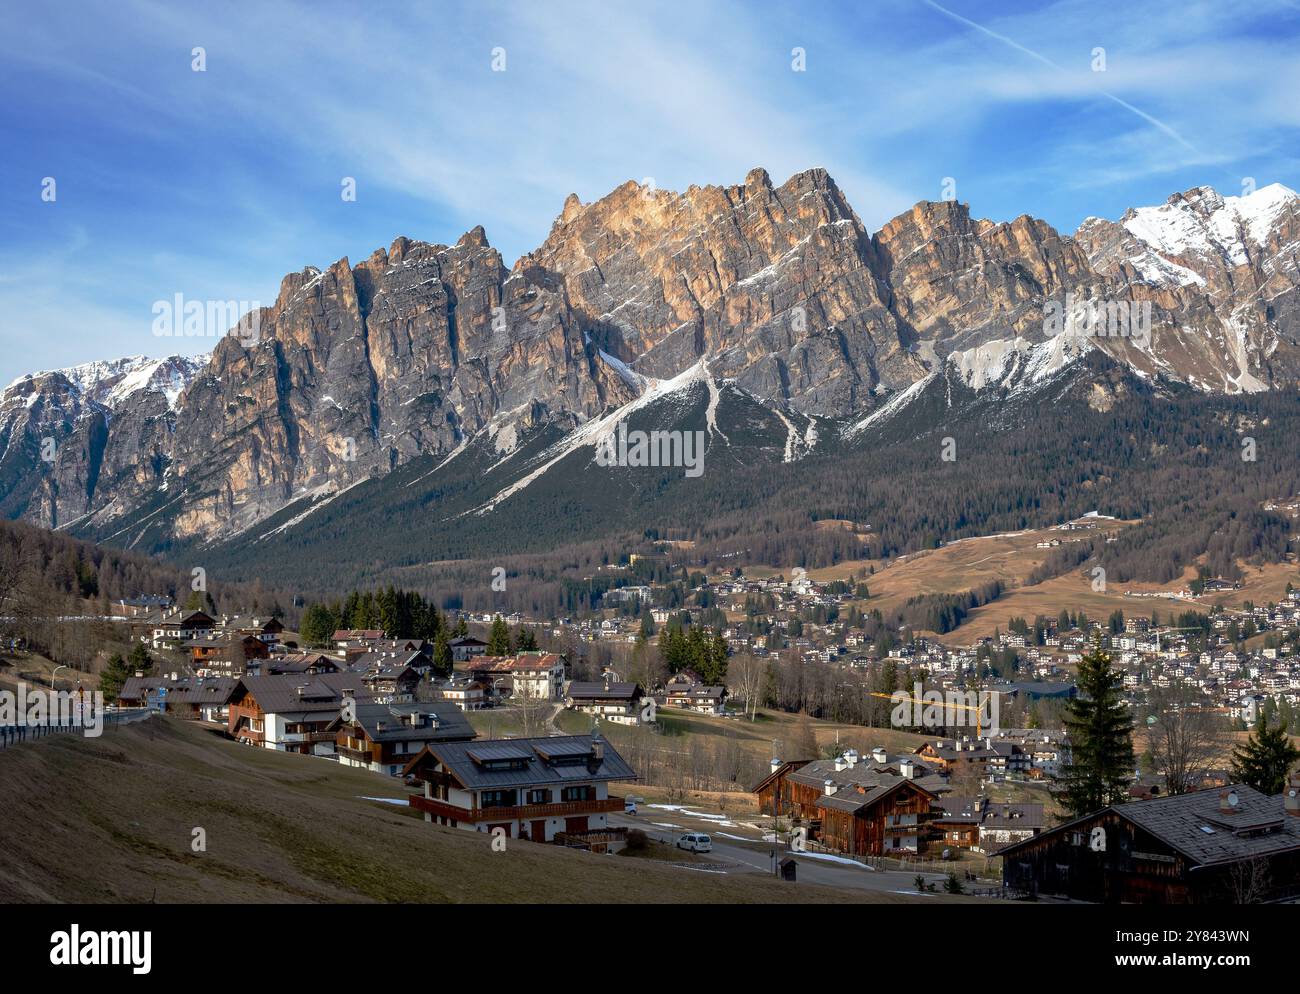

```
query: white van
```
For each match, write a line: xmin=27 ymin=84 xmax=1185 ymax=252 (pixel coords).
xmin=676 ymin=833 xmax=712 ymax=853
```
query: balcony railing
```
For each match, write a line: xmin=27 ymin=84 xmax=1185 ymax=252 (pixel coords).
xmin=280 ymin=730 xmax=335 ymax=744
xmin=410 ymin=795 xmax=624 ymax=823
xmin=336 ymin=745 xmax=376 ymax=763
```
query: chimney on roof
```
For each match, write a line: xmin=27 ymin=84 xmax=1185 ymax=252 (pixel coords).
xmin=899 ymin=760 xmax=916 ymax=780
xmin=845 ymin=749 xmax=859 ymax=768
xmin=872 ymin=747 xmax=887 ymax=764
xmin=590 ymin=735 xmax=605 ymax=764
xmin=770 ymin=756 xmax=782 ymax=774
xmin=834 ymin=755 xmax=847 ymax=772
xmin=823 ymin=778 xmax=835 ymax=796
xmin=1220 ymin=790 xmax=1240 ymax=814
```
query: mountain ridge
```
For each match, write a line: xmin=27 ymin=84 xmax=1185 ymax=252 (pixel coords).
xmin=3 ymin=169 xmax=1299 ymax=557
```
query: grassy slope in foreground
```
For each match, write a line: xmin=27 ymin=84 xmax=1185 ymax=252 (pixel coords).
xmin=0 ymin=717 xmax=969 ymax=904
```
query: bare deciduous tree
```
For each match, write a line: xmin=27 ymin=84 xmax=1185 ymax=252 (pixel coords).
xmin=1148 ymin=680 xmax=1230 ymax=795
xmin=728 ymin=652 xmax=766 ymax=721
xmin=1227 ymin=856 xmax=1270 ymax=904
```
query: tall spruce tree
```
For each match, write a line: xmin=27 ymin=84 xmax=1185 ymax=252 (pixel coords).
xmin=1232 ymin=716 xmax=1300 ymax=795
xmin=432 ymin=629 xmax=453 ymax=678
xmin=1057 ymin=642 xmax=1135 ymax=817
xmin=487 ymin=614 xmax=512 ymax=656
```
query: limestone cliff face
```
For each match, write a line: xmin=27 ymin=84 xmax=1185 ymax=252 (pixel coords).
xmin=1073 ymin=184 xmax=1300 ymax=390
xmin=528 ymin=167 xmax=905 ymax=415
xmin=4 ymin=171 xmax=1299 ymax=544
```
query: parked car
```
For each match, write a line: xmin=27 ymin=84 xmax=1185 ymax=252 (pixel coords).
xmin=624 ymin=798 xmax=638 ymax=814
xmin=676 ymin=833 xmax=712 ymax=853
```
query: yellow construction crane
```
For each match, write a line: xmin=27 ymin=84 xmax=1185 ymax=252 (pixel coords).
xmin=868 ymin=690 xmax=991 ymax=738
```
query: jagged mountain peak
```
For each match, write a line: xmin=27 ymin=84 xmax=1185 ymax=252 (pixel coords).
xmin=4 ymin=354 xmax=208 ymax=412
xmin=6 ymin=169 xmax=1300 ymax=547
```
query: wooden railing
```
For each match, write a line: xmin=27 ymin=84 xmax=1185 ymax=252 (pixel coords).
xmin=410 ymin=795 xmax=624 ymax=823
xmin=336 ymin=745 xmax=376 ymax=763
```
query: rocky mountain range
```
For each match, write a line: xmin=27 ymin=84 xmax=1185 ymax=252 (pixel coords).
xmin=2 ymin=168 xmax=1298 ymax=566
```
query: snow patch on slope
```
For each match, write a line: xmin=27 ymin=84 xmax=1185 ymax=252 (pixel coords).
xmin=466 ymin=360 xmax=718 ymax=515
xmin=843 ymin=373 xmax=935 ymax=439
xmin=1123 ymin=183 xmax=1297 ymax=269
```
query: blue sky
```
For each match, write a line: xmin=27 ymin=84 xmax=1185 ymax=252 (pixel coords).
xmin=3 ymin=0 xmax=1299 ymax=384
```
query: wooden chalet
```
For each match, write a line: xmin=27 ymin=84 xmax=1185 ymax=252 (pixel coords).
xmin=329 ymin=701 xmax=476 ymax=776
xmin=331 ymin=629 xmax=386 ymax=651
xmin=135 ymin=609 xmax=215 ymax=648
xmin=403 ymin=734 xmax=637 ymax=851
xmin=565 ymin=679 xmax=644 ymax=724
xmin=449 ymin=635 xmax=488 ymax=662
xmin=1001 ymin=778 xmax=1300 ymax=903
xmin=227 ymin=673 xmax=371 ymax=754
xmin=754 ymin=749 xmax=947 ymax=857
xmin=931 ymin=796 xmax=1044 ymax=853
xmin=187 ymin=634 xmax=270 ymax=677
xmin=663 ymin=683 xmax=727 ymax=715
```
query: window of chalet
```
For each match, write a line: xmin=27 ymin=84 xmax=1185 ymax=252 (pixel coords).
xmin=527 ymin=789 xmax=551 ymax=805
xmin=480 ymin=790 xmax=517 ymax=809
xmin=562 ymin=786 xmax=594 ymax=802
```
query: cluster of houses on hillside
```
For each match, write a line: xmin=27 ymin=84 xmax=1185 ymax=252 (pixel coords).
xmin=116 ymin=658 xmax=639 ymax=853
xmin=751 ymin=737 xmax=1300 ymax=903
xmin=754 ymin=744 xmax=1046 ymax=859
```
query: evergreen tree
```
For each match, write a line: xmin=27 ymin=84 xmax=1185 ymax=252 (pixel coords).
xmin=127 ymin=641 xmax=153 ymax=675
xmin=432 ymin=629 xmax=453 ymax=678
xmin=299 ymin=603 xmax=339 ymax=647
xmin=517 ymin=627 xmax=539 ymax=652
xmin=1057 ymin=642 xmax=1135 ymax=817
xmin=1232 ymin=716 xmax=1300 ymax=795
xmin=700 ymin=630 xmax=729 ymax=685
xmin=98 ymin=653 xmax=132 ymax=703
xmin=487 ymin=614 xmax=512 ymax=656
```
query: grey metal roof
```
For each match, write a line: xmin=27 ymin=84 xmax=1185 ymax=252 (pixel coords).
xmin=408 ymin=734 xmax=637 ymax=790
xmin=118 ymin=676 xmax=237 ymax=705
xmin=567 ymin=681 xmax=639 ymax=700
xmin=337 ymin=701 xmax=474 ymax=743
xmin=788 ymin=757 xmax=942 ymax=794
xmin=234 ymin=673 xmax=373 ymax=714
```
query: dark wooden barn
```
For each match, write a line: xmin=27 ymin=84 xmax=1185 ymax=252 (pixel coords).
xmin=1000 ymin=779 xmax=1300 ymax=904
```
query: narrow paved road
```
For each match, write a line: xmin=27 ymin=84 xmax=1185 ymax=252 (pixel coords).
xmin=610 ymin=813 xmax=963 ymax=895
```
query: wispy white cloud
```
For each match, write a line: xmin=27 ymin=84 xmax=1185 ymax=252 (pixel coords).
xmin=1 ymin=0 xmax=1297 ymax=383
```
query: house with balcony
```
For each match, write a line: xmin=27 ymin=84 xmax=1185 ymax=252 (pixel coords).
xmin=565 ymin=679 xmax=644 ymax=724
xmin=754 ymin=749 xmax=946 ymax=856
xmin=434 ymin=677 xmax=488 ymax=711
xmin=349 ymin=655 xmax=422 ymax=703
xmin=136 ymin=609 xmax=215 ymax=649
xmin=403 ymin=734 xmax=637 ymax=851
xmin=469 ymin=653 xmax=567 ymax=701
xmin=449 ymin=635 xmax=488 ymax=662
xmin=329 ymin=701 xmax=476 ymax=776
xmin=663 ymin=683 xmax=727 ymax=715
xmin=187 ymin=634 xmax=270 ymax=677
xmin=226 ymin=673 xmax=370 ymax=754
xmin=331 ymin=629 xmax=386 ymax=651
